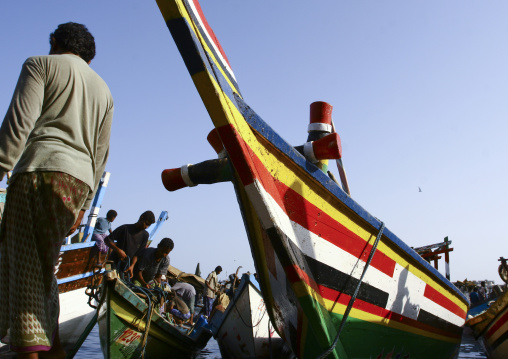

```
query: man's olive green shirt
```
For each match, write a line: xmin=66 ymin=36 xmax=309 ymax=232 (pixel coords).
xmin=0 ymin=54 xmax=113 ymax=208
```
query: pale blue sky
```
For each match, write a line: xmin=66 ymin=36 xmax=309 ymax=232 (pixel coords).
xmin=1 ymin=1 xmax=507 ymax=283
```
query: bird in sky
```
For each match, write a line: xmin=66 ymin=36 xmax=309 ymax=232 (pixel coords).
xmin=418 ymin=186 xmax=422 ymax=192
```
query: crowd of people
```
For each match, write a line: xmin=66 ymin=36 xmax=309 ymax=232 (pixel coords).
xmin=469 ymin=281 xmax=491 ymax=304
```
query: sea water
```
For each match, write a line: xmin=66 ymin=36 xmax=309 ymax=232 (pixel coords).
xmin=74 ymin=324 xmax=486 ymax=359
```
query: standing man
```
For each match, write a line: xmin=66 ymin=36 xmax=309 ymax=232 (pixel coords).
xmin=92 ymin=209 xmax=117 ymax=253
xmin=204 ymin=266 xmax=222 ymax=318
xmin=0 ymin=22 xmax=114 ymax=358
xmin=479 ymin=281 xmax=487 ymax=301
xmin=105 ymin=211 xmax=156 ymax=270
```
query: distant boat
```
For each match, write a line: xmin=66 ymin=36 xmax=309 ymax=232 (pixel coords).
xmin=210 ymin=273 xmax=294 ymax=358
xmin=155 ymin=0 xmax=470 ymax=357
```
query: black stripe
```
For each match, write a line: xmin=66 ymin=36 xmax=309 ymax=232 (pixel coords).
xmin=181 ymin=0 xmax=241 ymax=95
xmin=491 ymin=324 xmax=508 ymax=350
xmin=417 ymin=309 xmax=462 ymax=336
xmin=167 ymin=17 xmax=207 ymax=77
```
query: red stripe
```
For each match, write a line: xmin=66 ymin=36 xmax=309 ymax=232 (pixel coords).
xmin=487 ymin=309 xmax=508 ymax=338
xmin=190 ymin=0 xmax=233 ymax=70
xmin=287 ymin=264 xmax=461 ymax=340
xmin=217 ymin=124 xmax=255 ymax=186
xmin=424 ymin=284 xmax=466 ymax=319
xmin=219 ymin=124 xmax=396 ymax=277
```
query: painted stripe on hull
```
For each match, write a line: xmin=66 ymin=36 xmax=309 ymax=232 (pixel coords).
xmin=424 ymin=284 xmax=466 ymax=319
xmin=486 ymin=309 xmax=508 ymax=352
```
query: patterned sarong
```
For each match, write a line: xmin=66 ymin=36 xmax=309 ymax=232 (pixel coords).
xmin=0 ymin=172 xmax=88 ymax=352
xmin=91 ymin=233 xmax=109 ymax=254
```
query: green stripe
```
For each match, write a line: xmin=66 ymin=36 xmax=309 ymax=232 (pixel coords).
xmin=297 ymin=293 xmax=460 ymax=358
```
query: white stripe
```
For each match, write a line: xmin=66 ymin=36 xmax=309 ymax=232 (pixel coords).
xmin=303 ymin=142 xmax=318 ymax=163
xmin=244 ymin=179 xmax=464 ymax=325
xmin=420 ymin=296 xmax=465 ymax=326
xmin=102 ymin=171 xmax=111 ymax=187
xmin=181 ymin=164 xmax=196 ymax=187
xmin=187 ymin=0 xmax=237 ymax=82
xmin=308 ymin=123 xmax=332 ymax=133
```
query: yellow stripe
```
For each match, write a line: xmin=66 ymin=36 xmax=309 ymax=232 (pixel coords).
xmin=293 ymin=281 xmax=460 ymax=344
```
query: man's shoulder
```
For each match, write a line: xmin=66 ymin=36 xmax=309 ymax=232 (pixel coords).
xmin=139 ymin=247 xmax=156 ymax=258
xmin=113 ymin=224 xmax=129 ymax=232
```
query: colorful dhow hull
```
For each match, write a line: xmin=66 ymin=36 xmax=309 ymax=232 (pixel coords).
xmin=98 ymin=270 xmax=212 ymax=359
xmin=155 ymin=1 xmax=469 ymax=358
xmin=466 ymin=290 xmax=508 ymax=359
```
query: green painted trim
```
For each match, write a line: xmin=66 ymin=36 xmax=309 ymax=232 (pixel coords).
xmin=296 ymin=292 xmax=460 ymax=358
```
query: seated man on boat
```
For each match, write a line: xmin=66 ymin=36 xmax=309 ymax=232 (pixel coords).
xmin=128 ymin=237 xmax=174 ymax=288
xmin=168 ymin=278 xmax=197 ymax=324
xmin=167 ymin=295 xmax=191 ymax=324
xmin=105 ymin=210 xmax=155 ymax=271
xmin=91 ymin=209 xmax=117 ymax=253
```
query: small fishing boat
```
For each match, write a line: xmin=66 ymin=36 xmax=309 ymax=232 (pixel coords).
xmin=466 ymin=258 xmax=508 ymax=359
xmin=210 ymin=273 xmax=294 ymax=359
xmin=97 ymin=265 xmax=212 ymax=358
xmin=466 ymin=290 xmax=508 ymax=359
xmin=155 ymin=1 xmax=469 ymax=358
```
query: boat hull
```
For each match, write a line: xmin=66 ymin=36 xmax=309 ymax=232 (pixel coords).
xmin=156 ymin=0 xmax=470 ymax=357
xmin=210 ymin=275 xmax=293 ymax=359
xmin=98 ymin=275 xmax=212 ymax=359
xmin=467 ymin=290 xmax=508 ymax=359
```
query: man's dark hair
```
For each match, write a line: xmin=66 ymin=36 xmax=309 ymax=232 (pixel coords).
xmin=50 ymin=22 xmax=96 ymax=63
xmin=139 ymin=211 xmax=156 ymax=225
xmin=159 ymin=237 xmax=174 ymax=251
xmin=215 ymin=266 xmax=222 ymax=273
xmin=106 ymin=210 xmax=117 ymax=220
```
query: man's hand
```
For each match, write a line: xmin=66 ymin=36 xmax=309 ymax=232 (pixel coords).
xmin=67 ymin=209 xmax=85 ymax=236
xmin=125 ymin=265 xmax=134 ymax=278
xmin=118 ymin=249 xmax=127 ymax=261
